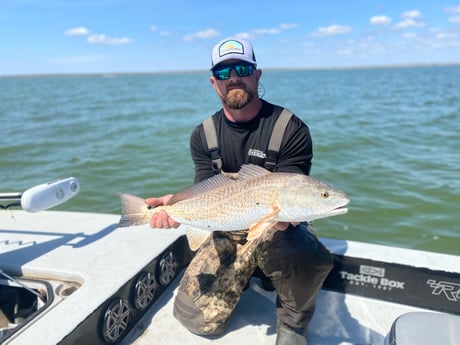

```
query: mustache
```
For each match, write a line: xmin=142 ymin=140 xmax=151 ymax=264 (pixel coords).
xmin=226 ymin=81 xmax=247 ymax=89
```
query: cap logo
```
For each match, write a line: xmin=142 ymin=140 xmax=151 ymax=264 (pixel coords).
xmin=219 ymin=40 xmax=244 ymax=57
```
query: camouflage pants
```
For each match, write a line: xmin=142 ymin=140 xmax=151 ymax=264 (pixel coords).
xmin=173 ymin=223 xmax=333 ymax=335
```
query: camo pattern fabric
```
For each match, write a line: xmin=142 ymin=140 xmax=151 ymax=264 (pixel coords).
xmin=176 ymin=228 xmax=277 ymax=334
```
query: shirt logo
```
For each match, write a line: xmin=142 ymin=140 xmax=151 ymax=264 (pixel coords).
xmin=248 ymin=149 xmax=266 ymax=159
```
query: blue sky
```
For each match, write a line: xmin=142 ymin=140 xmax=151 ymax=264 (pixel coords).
xmin=1 ymin=0 xmax=460 ymax=75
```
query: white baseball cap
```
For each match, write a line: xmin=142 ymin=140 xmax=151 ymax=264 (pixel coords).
xmin=210 ymin=37 xmax=257 ymax=70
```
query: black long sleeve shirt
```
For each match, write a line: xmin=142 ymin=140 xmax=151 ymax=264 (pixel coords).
xmin=190 ymin=99 xmax=313 ymax=184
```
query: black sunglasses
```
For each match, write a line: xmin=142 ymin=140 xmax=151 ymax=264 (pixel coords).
xmin=212 ymin=62 xmax=255 ymax=80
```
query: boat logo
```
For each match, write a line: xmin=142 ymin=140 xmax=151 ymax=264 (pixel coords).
xmin=339 ymin=265 xmax=405 ymax=290
xmin=426 ymin=279 xmax=460 ymax=302
xmin=360 ymin=265 xmax=385 ymax=277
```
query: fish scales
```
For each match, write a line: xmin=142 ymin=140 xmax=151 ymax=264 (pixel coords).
xmin=165 ymin=174 xmax=283 ymax=229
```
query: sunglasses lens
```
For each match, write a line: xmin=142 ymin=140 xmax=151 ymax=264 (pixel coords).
xmin=213 ymin=67 xmax=231 ymax=80
xmin=235 ymin=64 xmax=253 ymax=77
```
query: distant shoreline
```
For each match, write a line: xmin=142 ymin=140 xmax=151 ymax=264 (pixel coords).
xmin=1 ymin=62 xmax=460 ymax=78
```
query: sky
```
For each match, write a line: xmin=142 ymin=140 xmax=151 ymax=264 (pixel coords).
xmin=1 ymin=0 xmax=460 ymax=75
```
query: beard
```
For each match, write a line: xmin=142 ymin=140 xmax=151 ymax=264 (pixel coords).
xmin=221 ymin=85 xmax=256 ymax=109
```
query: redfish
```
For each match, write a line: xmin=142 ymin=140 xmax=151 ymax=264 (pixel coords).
xmin=118 ymin=164 xmax=349 ymax=250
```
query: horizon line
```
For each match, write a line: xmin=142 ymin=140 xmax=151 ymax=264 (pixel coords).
xmin=2 ymin=61 xmax=460 ymax=78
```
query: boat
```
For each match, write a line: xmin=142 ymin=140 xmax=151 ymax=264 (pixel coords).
xmin=1 ymin=181 xmax=459 ymax=344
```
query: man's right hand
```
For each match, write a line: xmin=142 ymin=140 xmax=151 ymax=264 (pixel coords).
xmin=145 ymin=194 xmax=180 ymax=229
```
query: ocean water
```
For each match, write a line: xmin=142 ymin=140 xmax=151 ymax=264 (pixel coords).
xmin=1 ymin=66 xmax=459 ymax=255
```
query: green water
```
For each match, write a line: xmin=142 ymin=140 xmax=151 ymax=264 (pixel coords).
xmin=1 ymin=66 xmax=459 ymax=255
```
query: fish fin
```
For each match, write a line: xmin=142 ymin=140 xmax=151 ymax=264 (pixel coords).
xmin=167 ymin=164 xmax=270 ymax=205
xmin=118 ymin=193 xmax=150 ymax=227
xmin=236 ymin=164 xmax=271 ymax=182
xmin=247 ymin=206 xmax=280 ymax=241
xmin=168 ymin=173 xmax=237 ymax=205
xmin=185 ymin=227 xmax=212 ymax=251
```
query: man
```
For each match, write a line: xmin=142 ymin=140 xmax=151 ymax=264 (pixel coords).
xmin=146 ymin=37 xmax=333 ymax=345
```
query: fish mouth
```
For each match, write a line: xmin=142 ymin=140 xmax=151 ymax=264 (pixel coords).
xmin=328 ymin=197 xmax=350 ymax=217
xmin=328 ymin=206 xmax=348 ymax=217
xmin=313 ymin=205 xmax=349 ymax=221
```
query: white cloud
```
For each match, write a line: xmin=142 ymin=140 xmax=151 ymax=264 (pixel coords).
xmin=449 ymin=15 xmax=460 ymax=23
xmin=279 ymin=23 xmax=299 ymax=30
xmin=66 ymin=27 xmax=132 ymax=45
xmin=394 ymin=19 xmax=414 ymax=29
xmin=87 ymin=34 xmax=133 ymax=45
xmin=183 ymin=29 xmax=220 ymax=41
xmin=393 ymin=10 xmax=425 ymax=30
xmin=402 ymin=10 xmax=422 ymax=19
xmin=443 ymin=6 xmax=460 ymax=23
xmin=394 ymin=18 xmax=425 ymax=30
xmin=149 ymin=26 xmax=157 ymax=32
xmin=253 ymin=28 xmax=281 ymax=35
xmin=249 ymin=23 xmax=298 ymax=36
xmin=310 ymin=25 xmax=353 ymax=37
xmin=370 ymin=15 xmax=392 ymax=26
xmin=444 ymin=6 xmax=460 ymax=14
xmin=436 ymin=32 xmax=458 ymax=39
xmin=223 ymin=24 xmax=298 ymax=42
xmin=234 ymin=32 xmax=252 ymax=40
xmin=221 ymin=23 xmax=301 ymax=42
xmin=65 ymin=27 xmax=90 ymax=36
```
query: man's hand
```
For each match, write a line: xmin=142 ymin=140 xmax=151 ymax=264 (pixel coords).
xmin=274 ymin=222 xmax=299 ymax=231
xmin=145 ymin=194 xmax=180 ymax=229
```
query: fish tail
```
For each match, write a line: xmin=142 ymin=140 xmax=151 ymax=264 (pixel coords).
xmin=118 ymin=193 xmax=151 ymax=227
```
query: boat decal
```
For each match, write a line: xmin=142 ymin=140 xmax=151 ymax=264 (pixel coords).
xmin=339 ymin=265 xmax=405 ymax=290
xmin=426 ymin=279 xmax=460 ymax=302
xmin=323 ymin=254 xmax=460 ymax=315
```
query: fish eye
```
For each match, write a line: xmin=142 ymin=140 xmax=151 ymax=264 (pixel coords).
xmin=321 ymin=191 xmax=330 ymax=198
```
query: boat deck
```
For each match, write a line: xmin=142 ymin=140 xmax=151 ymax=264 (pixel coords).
xmin=123 ymin=274 xmax=424 ymax=345
xmin=1 ymin=211 xmax=459 ymax=345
